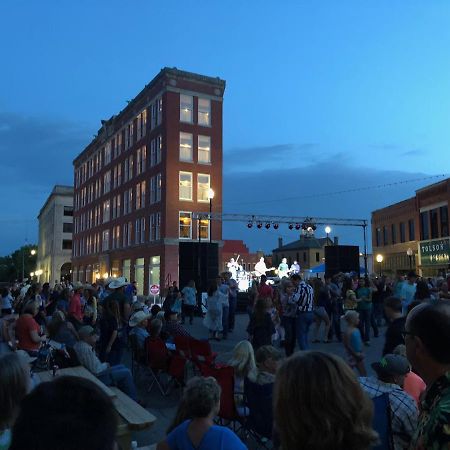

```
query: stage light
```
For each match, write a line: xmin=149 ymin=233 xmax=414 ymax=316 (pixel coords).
xmin=247 ymin=222 xmax=253 ymax=228
xmin=312 ymin=224 xmax=317 ymax=231
xmin=273 ymin=223 xmax=279 ymax=230
xmin=295 ymin=223 xmax=301 ymax=230
xmin=257 ymin=222 xmax=263 ymax=229
xmin=302 ymin=223 xmax=308 ymax=230
xmin=265 ymin=223 xmax=271 ymax=229
xmin=288 ymin=224 xmax=294 ymax=230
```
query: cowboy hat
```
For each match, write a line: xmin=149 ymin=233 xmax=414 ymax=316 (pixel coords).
xmin=108 ymin=277 xmax=129 ymax=289
xmin=72 ymin=281 xmax=84 ymax=290
xmin=129 ymin=310 xmax=151 ymax=327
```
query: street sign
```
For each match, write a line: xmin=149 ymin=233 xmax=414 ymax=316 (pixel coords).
xmin=150 ymin=284 xmax=160 ymax=296
xmin=419 ymin=237 xmax=450 ymax=266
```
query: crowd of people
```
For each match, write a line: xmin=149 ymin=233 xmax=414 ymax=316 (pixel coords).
xmin=1 ymin=269 xmax=450 ymax=449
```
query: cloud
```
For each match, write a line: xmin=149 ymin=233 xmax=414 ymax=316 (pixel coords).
xmin=400 ymin=149 xmax=424 ymax=157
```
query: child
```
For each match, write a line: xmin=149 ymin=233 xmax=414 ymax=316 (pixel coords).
xmin=267 ymin=297 xmax=285 ymax=346
xmin=343 ymin=310 xmax=366 ymax=376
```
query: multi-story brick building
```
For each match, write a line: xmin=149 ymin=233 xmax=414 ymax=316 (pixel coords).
xmin=72 ymin=68 xmax=226 ymax=294
xmin=371 ymin=178 xmax=450 ymax=276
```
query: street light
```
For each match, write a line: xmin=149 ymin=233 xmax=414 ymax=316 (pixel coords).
xmin=376 ymin=254 xmax=384 ymax=277
xmin=208 ymin=188 xmax=215 ymax=243
xmin=407 ymin=248 xmax=413 ymax=270
xmin=22 ymin=248 xmax=37 ymax=281
xmin=30 ymin=249 xmax=36 ymax=256
xmin=325 ymin=226 xmax=331 ymax=243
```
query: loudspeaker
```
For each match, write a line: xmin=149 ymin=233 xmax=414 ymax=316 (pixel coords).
xmin=179 ymin=242 xmax=219 ymax=293
xmin=325 ymin=245 xmax=360 ymax=277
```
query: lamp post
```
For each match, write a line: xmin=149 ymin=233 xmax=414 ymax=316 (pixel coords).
xmin=22 ymin=248 xmax=37 ymax=282
xmin=208 ymin=188 xmax=215 ymax=243
xmin=407 ymin=248 xmax=413 ymax=270
xmin=325 ymin=226 xmax=331 ymax=243
xmin=376 ymin=254 xmax=384 ymax=277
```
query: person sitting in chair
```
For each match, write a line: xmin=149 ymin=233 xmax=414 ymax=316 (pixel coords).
xmin=129 ymin=310 xmax=150 ymax=349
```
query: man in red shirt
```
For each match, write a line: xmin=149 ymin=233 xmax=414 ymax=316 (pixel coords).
xmin=68 ymin=282 xmax=84 ymax=325
xmin=258 ymin=275 xmax=273 ymax=299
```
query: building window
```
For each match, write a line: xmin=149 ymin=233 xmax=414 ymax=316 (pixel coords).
xmin=102 ymin=230 xmax=110 ymax=251
xmin=198 ymin=135 xmax=211 ymax=164
xmin=420 ymin=211 xmax=429 ymax=240
xmin=156 ymin=174 xmax=161 ymax=202
xmin=408 ymin=219 xmax=415 ymax=241
xmin=391 ymin=224 xmax=396 ymax=245
xmin=125 ymin=122 xmax=134 ymax=150
xmin=64 ymin=206 xmax=73 ymax=217
xmin=112 ymin=195 xmax=121 ymax=219
xmin=375 ymin=228 xmax=381 ymax=247
xmin=112 ymin=225 xmax=121 ymax=249
xmin=104 ymin=142 xmax=112 ymax=165
xmin=136 ymin=109 xmax=147 ymax=140
xmin=136 ymin=181 xmax=146 ymax=210
xmin=399 ymin=222 xmax=406 ymax=243
xmin=198 ymin=98 xmax=211 ymax=126
xmin=179 ymin=172 xmax=192 ymax=201
xmin=383 ymin=226 xmax=388 ymax=246
xmin=123 ymin=189 xmax=132 ymax=215
xmin=179 ymin=212 xmax=192 ymax=239
xmin=157 ymin=98 xmax=163 ymax=125
xmin=136 ymin=146 xmax=147 ymax=175
xmin=103 ymin=200 xmax=110 ymax=223
xmin=103 ymin=171 xmax=111 ymax=194
xmin=303 ymin=252 xmax=307 ymax=262
xmin=179 ymin=132 xmax=193 ymax=162
xmin=197 ymin=174 xmax=210 ymax=202
xmin=135 ymin=219 xmax=141 ymax=245
xmin=440 ymin=206 xmax=449 ymax=237
xmin=63 ymin=223 xmax=73 ymax=233
xmin=180 ymin=94 xmax=193 ymax=122
xmin=113 ymin=164 xmax=122 ymax=189
xmin=199 ymin=218 xmax=209 ymax=240
xmin=122 ymin=223 xmax=129 ymax=248
xmin=430 ymin=208 xmax=439 ymax=239
xmin=62 ymin=239 xmax=72 ymax=250
xmin=128 ymin=155 xmax=133 ymax=180
xmin=315 ymin=252 xmax=320 ymax=262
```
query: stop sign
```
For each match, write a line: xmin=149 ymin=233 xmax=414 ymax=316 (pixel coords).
xmin=150 ymin=284 xmax=160 ymax=296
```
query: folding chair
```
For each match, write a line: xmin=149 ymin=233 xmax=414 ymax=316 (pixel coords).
xmin=174 ymin=335 xmax=191 ymax=359
xmin=146 ymin=337 xmax=173 ymax=396
xmin=128 ymin=333 xmax=147 ymax=380
xmin=244 ymin=378 xmax=274 ymax=449
xmin=189 ymin=338 xmax=217 ymax=370
xmin=372 ymin=393 xmax=394 ymax=450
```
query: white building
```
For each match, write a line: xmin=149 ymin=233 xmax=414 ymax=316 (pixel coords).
xmin=36 ymin=185 xmax=74 ymax=284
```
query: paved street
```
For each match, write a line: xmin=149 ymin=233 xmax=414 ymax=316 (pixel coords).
xmin=133 ymin=313 xmax=386 ymax=447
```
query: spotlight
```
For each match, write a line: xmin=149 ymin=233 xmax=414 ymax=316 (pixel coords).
xmin=257 ymin=222 xmax=263 ymax=229
xmin=265 ymin=223 xmax=271 ymax=229
xmin=302 ymin=223 xmax=308 ymax=231
xmin=312 ymin=224 xmax=317 ymax=231
xmin=273 ymin=223 xmax=279 ymax=230
xmin=295 ymin=223 xmax=301 ymax=230
xmin=288 ymin=224 xmax=294 ymax=230
xmin=247 ymin=222 xmax=253 ymax=228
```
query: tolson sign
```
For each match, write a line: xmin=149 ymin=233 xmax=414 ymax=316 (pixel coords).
xmin=419 ymin=238 xmax=450 ymax=266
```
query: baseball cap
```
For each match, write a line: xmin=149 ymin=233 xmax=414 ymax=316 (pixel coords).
xmin=371 ymin=354 xmax=410 ymax=377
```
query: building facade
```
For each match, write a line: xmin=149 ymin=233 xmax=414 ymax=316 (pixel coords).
xmin=72 ymin=68 xmax=225 ymax=295
xmin=371 ymin=178 xmax=450 ymax=276
xmin=36 ymin=185 xmax=74 ymax=284
xmin=221 ymin=240 xmax=272 ymax=273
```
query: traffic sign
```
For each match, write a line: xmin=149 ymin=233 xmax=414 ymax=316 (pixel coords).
xmin=150 ymin=284 xmax=160 ymax=296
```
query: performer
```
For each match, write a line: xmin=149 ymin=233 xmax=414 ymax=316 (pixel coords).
xmin=254 ymin=257 xmax=275 ymax=277
xmin=290 ymin=260 xmax=301 ymax=275
xmin=277 ymin=258 xmax=289 ymax=278
xmin=226 ymin=257 xmax=239 ymax=280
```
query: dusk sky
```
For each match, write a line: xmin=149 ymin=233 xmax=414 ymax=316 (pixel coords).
xmin=1 ymin=1 xmax=449 ymax=255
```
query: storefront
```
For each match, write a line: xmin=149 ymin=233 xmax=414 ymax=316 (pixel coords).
xmin=418 ymin=237 xmax=450 ymax=276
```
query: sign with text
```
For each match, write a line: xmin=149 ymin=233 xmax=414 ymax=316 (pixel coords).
xmin=150 ymin=284 xmax=160 ymax=296
xmin=419 ymin=238 xmax=450 ymax=266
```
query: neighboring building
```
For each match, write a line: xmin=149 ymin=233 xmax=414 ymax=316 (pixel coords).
xmin=36 ymin=185 xmax=74 ymax=284
xmin=72 ymin=68 xmax=225 ymax=295
xmin=221 ymin=240 xmax=272 ymax=273
xmin=272 ymin=235 xmax=335 ymax=271
xmin=371 ymin=178 xmax=450 ymax=276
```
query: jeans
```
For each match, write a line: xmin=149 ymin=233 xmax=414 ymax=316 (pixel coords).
xmin=358 ymin=309 xmax=372 ymax=342
xmin=222 ymin=306 xmax=229 ymax=338
xmin=372 ymin=302 xmax=384 ymax=327
xmin=97 ymin=364 xmax=137 ymax=400
xmin=181 ymin=304 xmax=195 ymax=324
xmin=281 ymin=316 xmax=296 ymax=356
xmin=228 ymin=296 xmax=237 ymax=331
xmin=296 ymin=312 xmax=314 ymax=350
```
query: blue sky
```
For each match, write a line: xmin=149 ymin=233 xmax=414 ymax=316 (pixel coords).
xmin=1 ymin=1 xmax=449 ymax=255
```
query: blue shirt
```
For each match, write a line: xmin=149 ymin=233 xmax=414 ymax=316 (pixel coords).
xmin=182 ymin=287 xmax=197 ymax=306
xmin=129 ymin=326 xmax=149 ymax=349
xmin=167 ymin=420 xmax=247 ymax=450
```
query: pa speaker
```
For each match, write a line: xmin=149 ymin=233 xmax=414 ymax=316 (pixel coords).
xmin=325 ymin=245 xmax=359 ymax=277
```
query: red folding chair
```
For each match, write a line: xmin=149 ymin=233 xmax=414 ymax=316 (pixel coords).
xmin=146 ymin=337 xmax=173 ymax=396
xmin=189 ymin=338 xmax=217 ymax=369
xmin=174 ymin=335 xmax=191 ymax=359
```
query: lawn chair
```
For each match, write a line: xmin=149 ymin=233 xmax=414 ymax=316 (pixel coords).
xmin=189 ymin=338 xmax=217 ymax=370
xmin=174 ymin=335 xmax=191 ymax=359
xmin=372 ymin=393 xmax=394 ymax=450
xmin=244 ymin=378 xmax=274 ymax=449
xmin=128 ymin=333 xmax=147 ymax=380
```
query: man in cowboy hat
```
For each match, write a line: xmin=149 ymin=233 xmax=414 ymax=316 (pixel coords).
xmin=129 ymin=310 xmax=150 ymax=349
xmin=107 ymin=277 xmax=130 ymax=327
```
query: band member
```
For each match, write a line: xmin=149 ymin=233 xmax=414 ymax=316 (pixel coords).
xmin=255 ymin=257 xmax=269 ymax=277
xmin=226 ymin=258 xmax=239 ymax=280
xmin=278 ymin=258 xmax=289 ymax=278
xmin=290 ymin=260 xmax=301 ymax=275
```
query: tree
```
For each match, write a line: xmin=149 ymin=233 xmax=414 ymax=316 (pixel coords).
xmin=0 ymin=245 xmax=37 ymax=283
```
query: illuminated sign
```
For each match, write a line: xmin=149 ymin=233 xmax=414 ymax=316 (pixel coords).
xmin=419 ymin=238 xmax=450 ymax=266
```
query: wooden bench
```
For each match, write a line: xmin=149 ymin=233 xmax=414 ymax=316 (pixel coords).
xmin=111 ymin=387 xmax=157 ymax=450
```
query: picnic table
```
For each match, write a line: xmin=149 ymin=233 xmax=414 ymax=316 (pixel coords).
xmin=36 ymin=366 xmax=157 ymax=450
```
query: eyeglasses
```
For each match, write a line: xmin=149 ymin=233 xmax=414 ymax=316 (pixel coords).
xmin=401 ymin=330 xmax=415 ymax=339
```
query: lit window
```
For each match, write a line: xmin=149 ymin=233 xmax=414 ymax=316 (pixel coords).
xmin=104 ymin=142 xmax=112 ymax=165
xmin=198 ymin=98 xmax=211 ymax=126
xmin=157 ymin=98 xmax=163 ymax=125
xmin=180 ymin=94 xmax=193 ymax=123
xmin=179 ymin=172 xmax=192 ymax=201
xmin=199 ymin=218 xmax=209 ymax=240
xmin=198 ymin=135 xmax=211 ymax=164
xmin=197 ymin=174 xmax=210 ymax=202
xmin=103 ymin=200 xmax=110 ymax=223
xmin=103 ymin=171 xmax=111 ymax=194
xmin=179 ymin=132 xmax=193 ymax=162
xmin=179 ymin=212 xmax=192 ymax=239
xmin=102 ymin=229 xmax=110 ymax=251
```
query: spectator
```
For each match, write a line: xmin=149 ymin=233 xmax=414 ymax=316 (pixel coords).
xmin=274 ymin=351 xmax=377 ymax=450
xmin=149 ymin=318 xmax=163 ymax=339
xmin=83 ymin=285 xmax=98 ymax=326
xmin=219 ymin=275 xmax=230 ymax=340
xmin=107 ymin=277 xmax=131 ymax=327
xmin=150 ymin=304 xmax=162 ymax=318
xmin=15 ymin=300 xmax=45 ymax=355
xmin=157 ymin=376 xmax=247 ymax=450
xmin=414 ymin=280 xmax=433 ymax=303
xmin=228 ymin=340 xmax=257 ymax=416
xmin=0 ymin=353 xmax=31 ymax=450
xmin=227 ymin=273 xmax=238 ymax=333
xmin=343 ymin=310 xmax=366 ymax=376
xmin=383 ymin=296 xmax=406 ymax=355
xmin=68 ymin=282 xmax=84 ymax=327
xmin=325 ymin=275 xmax=342 ymax=342
xmin=181 ymin=280 xmax=197 ymax=325
xmin=247 ymin=297 xmax=275 ymax=351
xmin=257 ymin=275 xmax=273 ymax=299
xmin=163 ymin=311 xmax=191 ymax=341
xmin=405 ymin=301 xmax=450 ymax=449
xmin=99 ymin=297 xmax=124 ymax=365
xmin=203 ymin=280 xmax=225 ymax=340
xmin=1 ymin=288 xmax=13 ymax=316
xmin=47 ymin=310 xmax=79 ymax=348
xmin=10 ymin=376 xmax=117 ymax=450
xmin=293 ymin=275 xmax=315 ymax=350
xmin=129 ymin=310 xmax=150 ymax=349
xmin=280 ymin=279 xmax=298 ymax=356
xmin=74 ymin=325 xmax=137 ymax=400
xmin=312 ymin=279 xmax=331 ymax=344
xmin=359 ymin=354 xmax=417 ymax=450
xmin=255 ymin=345 xmax=283 ymax=385
xmin=400 ymin=271 xmax=417 ymax=315
xmin=356 ymin=277 xmax=373 ymax=345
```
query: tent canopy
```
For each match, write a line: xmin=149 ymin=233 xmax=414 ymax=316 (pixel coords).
xmin=307 ymin=263 xmax=367 ymax=274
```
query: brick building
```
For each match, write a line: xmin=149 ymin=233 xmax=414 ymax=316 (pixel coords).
xmin=221 ymin=239 xmax=271 ymax=273
xmin=371 ymin=178 xmax=450 ymax=276
xmin=72 ymin=68 xmax=226 ymax=295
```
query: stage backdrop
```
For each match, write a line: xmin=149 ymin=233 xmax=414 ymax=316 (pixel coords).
xmin=325 ymin=245 xmax=360 ymax=277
